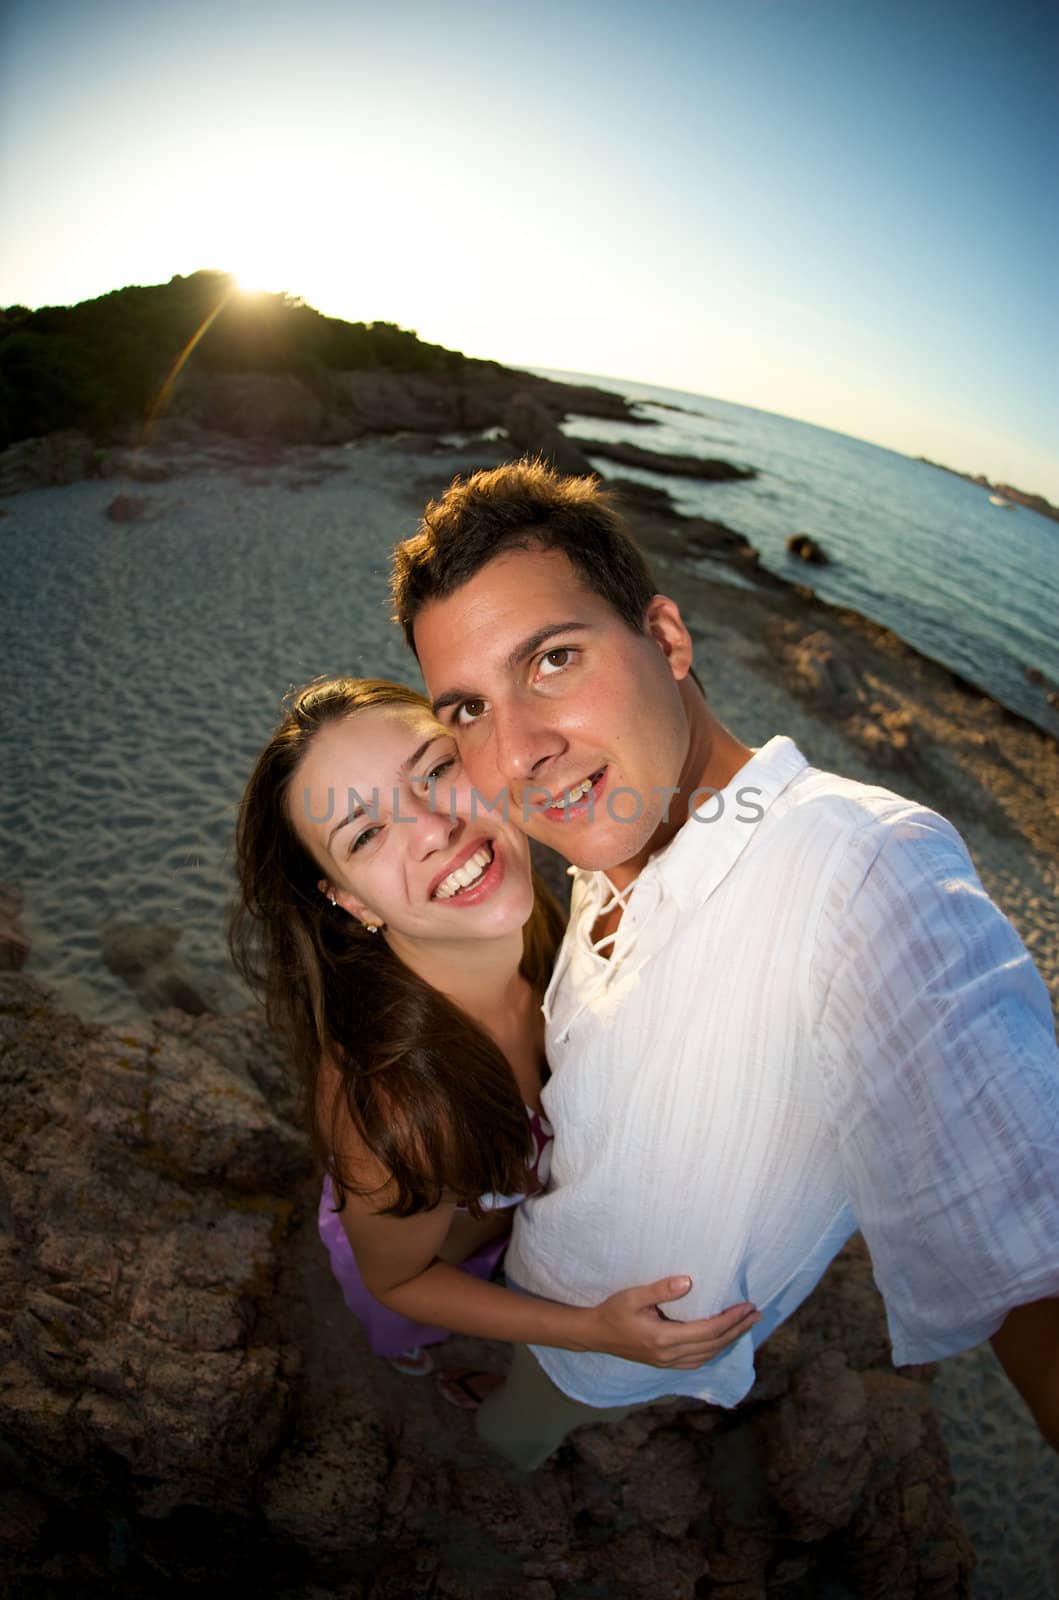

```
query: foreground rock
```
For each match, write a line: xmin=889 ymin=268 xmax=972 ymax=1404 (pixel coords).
xmin=0 ymin=975 xmax=307 ymax=1534
xmin=605 ymin=477 xmax=764 ymax=573
xmin=0 ymin=430 xmax=96 ymax=495
xmin=0 ymin=884 xmax=30 ymax=971
xmin=574 ymin=435 xmax=756 ymax=482
xmin=104 ymin=493 xmax=161 ymax=524
xmin=0 ymin=365 xmax=760 ymax=499
xmin=502 ymin=392 xmax=596 ymax=476
xmin=1 ymin=973 xmax=973 ymax=1596
xmin=786 ymin=533 xmax=829 ymax=565
xmin=171 ymin=367 xmax=643 ymax=452
xmin=100 ymin=920 xmax=228 ymax=1015
xmin=766 ymin=620 xmax=920 ymax=769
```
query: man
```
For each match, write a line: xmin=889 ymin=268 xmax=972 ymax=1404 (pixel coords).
xmin=391 ymin=459 xmax=1059 ymax=1470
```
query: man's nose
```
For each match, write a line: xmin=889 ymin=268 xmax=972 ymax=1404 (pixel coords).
xmin=492 ymin=700 xmax=566 ymax=787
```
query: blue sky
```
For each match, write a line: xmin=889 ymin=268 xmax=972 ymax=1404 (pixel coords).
xmin=1 ymin=0 xmax=1056 ymax=496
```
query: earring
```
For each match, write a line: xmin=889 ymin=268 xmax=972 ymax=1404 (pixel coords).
xmin=327 ymin=893 xmax=338 ymax=909
xmin=362 ymin=920 xmax=383 ymax=935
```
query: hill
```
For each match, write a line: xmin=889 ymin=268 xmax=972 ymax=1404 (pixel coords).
xmin=0 ymin=271 xmax=477 ymax=450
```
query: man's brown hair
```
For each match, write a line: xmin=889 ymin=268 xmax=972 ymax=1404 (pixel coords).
xmin=391 ymin=457 xmax=658 ymax=655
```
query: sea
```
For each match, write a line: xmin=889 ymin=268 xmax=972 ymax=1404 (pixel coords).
xmin=539 ymin=368 xmax=1059 ymax=740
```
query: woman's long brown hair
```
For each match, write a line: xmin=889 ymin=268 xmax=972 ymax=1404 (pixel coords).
xmin=229 ymin=676 xmax=565 ymax=1217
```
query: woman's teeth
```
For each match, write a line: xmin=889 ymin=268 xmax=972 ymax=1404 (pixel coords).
xmin=434 ymin=844 xmax=494 ymax=900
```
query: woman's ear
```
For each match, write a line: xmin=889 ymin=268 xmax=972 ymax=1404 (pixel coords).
xmin=645 ymin=594 xmax=694 ymax=681
xmin=319 ymin=878 xmax=373 ymax=923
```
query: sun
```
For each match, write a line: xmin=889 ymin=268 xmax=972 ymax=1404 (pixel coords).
xmin=231 ymin=271 xmax=271 ymax=298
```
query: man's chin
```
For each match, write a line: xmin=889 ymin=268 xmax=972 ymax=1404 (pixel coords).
xmin=527 ymin=815 xmax=659 ymax=875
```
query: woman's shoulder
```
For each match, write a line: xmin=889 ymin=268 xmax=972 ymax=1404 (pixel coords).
xmin=316 ymin=1053 xmax=393 ymax=1200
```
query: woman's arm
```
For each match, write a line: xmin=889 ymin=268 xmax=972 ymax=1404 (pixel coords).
xmin=337 ymin=1164 xmax=759 ymax=1370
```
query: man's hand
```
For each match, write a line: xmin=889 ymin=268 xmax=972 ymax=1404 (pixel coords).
xmin=587 ymin=1276 xmax=761 ymax=1368
xmin=990 ymin=1296 xmax=1059 ymax=1453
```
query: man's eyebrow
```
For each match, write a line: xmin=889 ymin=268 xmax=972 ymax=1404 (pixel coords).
xmin=430 ymin=623 xmax=589 ymax=716
xmin=324 ymin=735 xmax=445 ymax=847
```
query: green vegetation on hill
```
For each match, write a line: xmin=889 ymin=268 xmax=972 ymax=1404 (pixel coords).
xmin=0 ymin=270 xmax=470 ymax=449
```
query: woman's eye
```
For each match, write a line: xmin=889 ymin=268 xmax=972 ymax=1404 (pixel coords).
xmin=454 ymin=698 xmax=488 ymax=727
xmin=537 ymin=647 xmax=575 ymax=677
xmin=426 ymin=755 xmax=458 ymax=782
xmin=349 ymin=825 xmax=381 ymax=855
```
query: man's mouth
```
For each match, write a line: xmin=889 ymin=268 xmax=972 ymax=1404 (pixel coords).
xmin=543 ymin=767 xmax=607 ymax=819
xmin=432 ymin=841 xmax=495 ymax=900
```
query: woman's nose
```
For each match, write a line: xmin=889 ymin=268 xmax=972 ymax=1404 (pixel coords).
xmin=407 ymin=786 xmax=461 ymax=857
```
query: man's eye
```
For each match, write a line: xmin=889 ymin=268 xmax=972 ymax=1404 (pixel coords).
xmin=454 ymin=698 xmax=488 ymax=727
xmin=349 ymin=825 xmax=381 ymax=855
xmin=537 ymin=647 xmax=575 ymax=677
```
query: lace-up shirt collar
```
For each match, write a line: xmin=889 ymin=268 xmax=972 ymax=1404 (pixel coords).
xmin=543 ymin=736 xmax=807 ymax=1041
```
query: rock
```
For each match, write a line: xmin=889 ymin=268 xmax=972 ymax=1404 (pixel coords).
xmin=759 ymin=1350 xmax=874 ymax=1539
xmin=501 ymin=392 xmax=596 ymax=476
xmin=598 ymin=477 xmax=760 ymax=574
xmin=619 ymin=1432 xmax=709 ymax=1537
xmin=0 ymin=973 xmax=973 ymax=1596
xmin=786 ymin=532 xmax=829 ymax=564
xmin=98 ymin=450 xmax=173 ymax=482
xmin=100 ymin=922 xmax=181 ymax=978
xmin=100 ymin=920 xmax=222 ymax=1014
xmin=0 ymin=430 xmax=96 ymax=496
xmin=769 ymin=625 xmax=865 ymax=717
xmin=1025 ymin=665 xmax=1059 ymax=707
xmin=848 ymin=703 xmax=919 ymax=770
xmin=261 ymin=1414 xmax=391 ymax=1551
xmin=105 ymin=493 xmax=159 ymax=523
xmin=0 ymin=973 xmax=308 ymax=1534
xmin=0 ymin=884 xmax=30 ymax=971
xmin=572 ymin=1406 xmax=669 ymax=1478
xmin=573 ymin=435 xmax=755 ymax=482
xmin=176 ymin=371 xmax=334 ymax=444
xmin=765 ymin=622 xmax=920 ymax=770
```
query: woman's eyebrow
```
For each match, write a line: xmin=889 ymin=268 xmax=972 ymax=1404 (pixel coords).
xmin=327 ymin=800 xmax=367 ymax=849
xmin=430 ymin=622 xmax=589 ymax=716
xmin=401 ymin=735 xmax=444 ymax=775
xmin=324 ymin=735 xmax=447 ymax=845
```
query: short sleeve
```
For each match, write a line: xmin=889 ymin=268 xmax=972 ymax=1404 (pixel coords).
xmin=810 ymin=806 xmax=1059 ymax=1364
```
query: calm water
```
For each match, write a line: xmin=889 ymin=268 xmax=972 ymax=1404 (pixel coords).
xmin=539 ymin=369 xmax=1059 ymax=738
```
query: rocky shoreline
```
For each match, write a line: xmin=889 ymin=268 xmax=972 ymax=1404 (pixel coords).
xmin=0 ymin=965 xmax=975 ymax=1598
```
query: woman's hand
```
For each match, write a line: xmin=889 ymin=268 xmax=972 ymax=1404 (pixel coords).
xmin=586 ymin=1276 xmax=761 ymax=1368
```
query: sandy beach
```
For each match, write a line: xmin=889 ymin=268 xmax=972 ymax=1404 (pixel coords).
xmin=3 ymin=423 xmax=1058 ymax=1595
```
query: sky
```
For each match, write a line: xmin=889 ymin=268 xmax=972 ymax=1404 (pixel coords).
xmin=1 ymin=0 xmax=1056 ymax=498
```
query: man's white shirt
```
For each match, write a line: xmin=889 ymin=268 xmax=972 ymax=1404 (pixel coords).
xmin=506 ymin=737 xmax=1059 ymax=1407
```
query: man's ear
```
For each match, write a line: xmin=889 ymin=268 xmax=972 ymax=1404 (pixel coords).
xmin=644 ymin=594 xmax=694 ymax=682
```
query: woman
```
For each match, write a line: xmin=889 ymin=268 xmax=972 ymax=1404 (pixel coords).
xmin=230 ymin=676 xmax=758 ymax=1406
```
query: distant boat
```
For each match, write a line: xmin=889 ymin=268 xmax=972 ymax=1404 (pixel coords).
xmin=989 ymin=494 xmax=1015 ymax=508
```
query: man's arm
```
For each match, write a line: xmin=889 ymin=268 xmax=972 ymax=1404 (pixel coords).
xmin=990 ymin=1297 xmax=1059 ymax=1453
xmin=809 ymin=807 xmax=1059 ymax=1406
